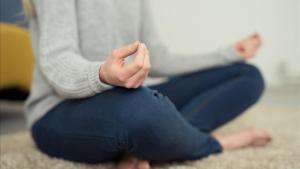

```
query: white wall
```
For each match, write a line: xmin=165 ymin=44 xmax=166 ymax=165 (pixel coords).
xmin=297 ymin=0 xmax=300 ymax=74
xmin=150 ymin=0 xmax=299 ymax=86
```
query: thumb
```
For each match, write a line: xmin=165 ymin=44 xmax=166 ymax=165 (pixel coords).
xmin=113 ymin=41 xmax=140 ymax=59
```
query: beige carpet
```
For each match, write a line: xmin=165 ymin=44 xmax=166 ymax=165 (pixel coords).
xmin=1 ymin=103 xmax=300 ymax=169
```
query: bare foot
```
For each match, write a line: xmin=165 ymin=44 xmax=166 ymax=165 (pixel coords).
xmin=117 ymin=155 xmax=150 ymax=169
xmin=117 ymin=155 xmax=138 ymax=169
xmin=213 ymin=128 xmax=272 ymax=150
xmin=136 ymin=159 xmax=150 ymax=169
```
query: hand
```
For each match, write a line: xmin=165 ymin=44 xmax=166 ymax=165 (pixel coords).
xmin=99 ymin=42 xmax=151 ymax=89
xmin=234 ymin=33 xmax=263 ymax=59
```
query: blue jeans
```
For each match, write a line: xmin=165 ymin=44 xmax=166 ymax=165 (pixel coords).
xmin=31 ymin=63 xmax=265 ymax=163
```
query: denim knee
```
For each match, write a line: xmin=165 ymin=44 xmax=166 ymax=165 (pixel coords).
xmin=120 ymin=87 xmax=179 ymax=138
xmin=240 ymin=64 xmax=265 ymax=101
xmin=127 ymin=116 xmax=197 ymax=161
xmin=115 ymin=88 xmax=196 ymax=160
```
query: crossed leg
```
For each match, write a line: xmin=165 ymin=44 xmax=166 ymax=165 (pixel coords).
xmin=118 ymin=63 xmax=271 ymax=169
xmin=30 ymin=63 xmax=271 ymax=169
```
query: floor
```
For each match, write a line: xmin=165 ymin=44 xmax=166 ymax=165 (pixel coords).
xmin=0 ymin=86 xmax=299 ymax=169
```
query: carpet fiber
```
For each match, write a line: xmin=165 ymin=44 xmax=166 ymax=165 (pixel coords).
xmin=1 ymin=94 xmax=299 ymax=169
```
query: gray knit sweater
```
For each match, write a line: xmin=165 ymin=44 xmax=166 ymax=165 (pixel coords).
xmin=25 ymin=0 xmax=241 ymax=128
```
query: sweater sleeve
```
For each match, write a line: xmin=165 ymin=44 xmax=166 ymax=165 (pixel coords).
xmin=140 ymin=0 xmax=243 ymax=77
xmin=33 ymin=0 xmax=112 ymax=98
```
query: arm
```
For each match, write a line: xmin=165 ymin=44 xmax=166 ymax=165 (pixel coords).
xmin=139 ymin=0 xmax=243 ymax=77
xmin=33 ymin=0 xmax=112 ymax=98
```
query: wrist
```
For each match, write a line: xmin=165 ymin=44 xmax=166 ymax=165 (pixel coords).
xmin=220 ymin=45 xmax=244 ymax=62
xmin=99 ymin=65 xmax=108 ymax=84
xmin=233 ymin=44 xmax=244 ymax=59
xmin=233 ymin=45 xmax=246 ymax=60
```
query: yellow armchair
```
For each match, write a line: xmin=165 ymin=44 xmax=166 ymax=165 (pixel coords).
xmin=0 ymin=23 xmax=34 ymax=91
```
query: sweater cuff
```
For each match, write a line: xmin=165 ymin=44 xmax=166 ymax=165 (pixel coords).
xmin=219 ymin=46 xmax=244 ymax=62
xmin=87 ymin=62 xmax=113 ymax=93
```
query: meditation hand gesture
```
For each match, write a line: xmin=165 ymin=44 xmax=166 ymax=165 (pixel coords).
xmin=235 ymin=33 xmax=263 ymax=59
xmin=99 ymin=42 xmax=151 ymax=89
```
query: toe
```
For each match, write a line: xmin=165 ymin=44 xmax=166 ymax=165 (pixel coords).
xmin=137 ymin=160 xmax=150 ymax=169
xmin=251 ymin=131 xmax=272 ymax=146
xmin=117 ymin=156 xmax=138 ymax=169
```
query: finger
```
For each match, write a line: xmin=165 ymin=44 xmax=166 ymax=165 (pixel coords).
xmin=136 ymin=71 xmax=149 ymax=87
xmin=236 ymin=42 xmax=245 ymax=53
xmin=256 ymin=35 xmax=263 ymax=47
xmin=132 ymin=70 xmax=148 ymax=88
xmin=251 ymin=32 xmax=259 ymax=39
xmin=120 ymin=43 xmax=146 ymax=81
xmin=134 ymin=44 xmax=151 ymax=87
xmin=125 ymin=45 xmax=150 ymax=88
xmin=250 ymin=33 xmax=262 ymax=47
xmin=244 ymin=36 xmax=259 ymax=49
xmin=112 ymin=41 xmax=140 ymax=59
xmin=246 ymin=45 xmax=258 ymax=58
xmin=125 ymin=67 xmax=148 ymax=88
xmin=239 ymin=42 xmax=252 ymax=58
xmin=250 ymin=38 xmax=261 ymax=49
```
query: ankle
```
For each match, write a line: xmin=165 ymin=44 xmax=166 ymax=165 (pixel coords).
xmin=214 ymin=135 xmax=230 ymax=150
